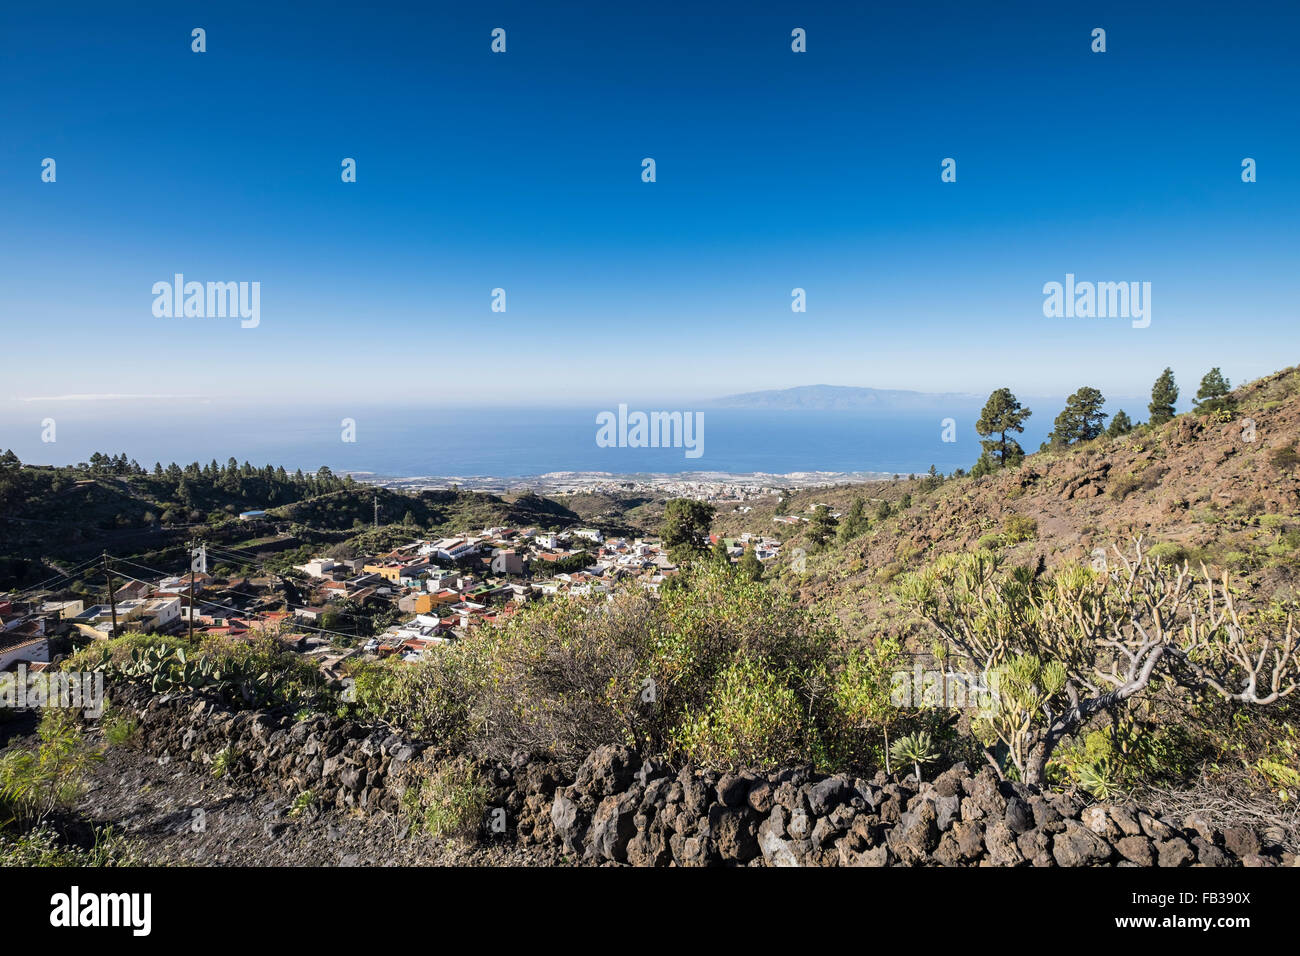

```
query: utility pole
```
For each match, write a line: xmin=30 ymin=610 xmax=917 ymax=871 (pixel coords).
xmin=103 ymin=552 xmax=118 ymax=639
xmin=187 ymin=540 xmax=205 ymax=643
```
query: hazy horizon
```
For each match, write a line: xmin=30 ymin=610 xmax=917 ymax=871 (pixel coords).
xmin=0 ymin=388 xmax=1185 ymax=478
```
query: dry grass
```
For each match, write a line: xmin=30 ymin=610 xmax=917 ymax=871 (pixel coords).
xmin=1142 ymin=772 xmax=1300 ymax=853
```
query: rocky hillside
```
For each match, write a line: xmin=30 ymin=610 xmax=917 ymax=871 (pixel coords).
xmin=717 ymin=366 xmax=1300 ymax=641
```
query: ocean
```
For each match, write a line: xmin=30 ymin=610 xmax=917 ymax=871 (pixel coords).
xmin=0 ymin=403 xmax=1059 ymax=480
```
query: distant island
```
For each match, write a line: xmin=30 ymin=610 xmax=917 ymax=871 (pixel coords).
xmin=710 ymin=384 xmax=978 ymax=410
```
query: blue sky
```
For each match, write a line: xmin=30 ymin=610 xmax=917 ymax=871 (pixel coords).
xmin=1 ymin=0 xmax=1296 ymax=416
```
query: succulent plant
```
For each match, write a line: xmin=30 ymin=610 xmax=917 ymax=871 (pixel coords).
xmin=890 ymin=731 xmax=939 ymax=784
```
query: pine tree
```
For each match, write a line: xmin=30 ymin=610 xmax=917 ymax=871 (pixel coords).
xmin=807 ymin=505 xmax=838 ymax=548
xmin=1149 ymin=368 xmax=1178 ymax=425
xmin=1047 ymin=387 xmax=1108 ymax=447
xmin=739 ymin=544 xmax=763 ymax=581
xmin=970 ymin=451 xmax=996 ymax=478
xmin=838 ymin=498 xmax=868 ymax=542
xmin=1193 ymin=367 xmax=1232 ymax=414
xmin=711 ymin=536 xmax=730 ymax=564
xmin=662 ymin=498 xmax=716 ymax=561
xmin=1106 ymin=409 xmax=1134 ymax=438
xmin=976 ymin=388 xmax=1032 ymax=467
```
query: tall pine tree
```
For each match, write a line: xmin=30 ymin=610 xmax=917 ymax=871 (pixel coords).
xmin=976 ymin=388 xmax=1032 ymax=467
xmin=1047 ymin=387 xmax=1108 ymax=447
xmin=1149 ymin=368 xmax=1178 ymax=425
xmin=1193 ymin=367 xmax=1232 ymax=414
xmin=1106 ymin=409 xmax=1134 ymax=438
xmin=838 ymin=498 xmax=868 ymax=542
xmin=807 ymin=505 xmax=838 ymax=548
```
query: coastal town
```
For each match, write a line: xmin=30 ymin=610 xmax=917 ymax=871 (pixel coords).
xmin=357 ymin=469 xmax=890 ymax=498
xmin=0 ymin=521 xmax=786 ymax=683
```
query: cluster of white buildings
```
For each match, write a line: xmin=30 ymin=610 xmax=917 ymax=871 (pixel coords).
xmin=289 ymin=521 xmax=785 ymax=664
xmin=0 ymin=516 xmax=788 ymax=680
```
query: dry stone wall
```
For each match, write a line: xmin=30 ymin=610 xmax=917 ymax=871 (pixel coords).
xmin=113 ymin=684 xmax=1291 ymax=867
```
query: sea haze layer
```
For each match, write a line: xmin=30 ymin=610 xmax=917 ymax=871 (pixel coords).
xmin=0 ymin=402 xmax=1063 ymax=478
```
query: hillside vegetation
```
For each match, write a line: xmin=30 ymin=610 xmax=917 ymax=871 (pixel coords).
xmin=719 ymin=365 xmax=1300 ymax=641
xmin=0 ymin=455 xmax=584 ymax=590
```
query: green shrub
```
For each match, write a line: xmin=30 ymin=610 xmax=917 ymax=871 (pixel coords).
xmin=1002 ymin=514 xmax=1037 ymax=544
xmin=1146 ymin=541 xmax=1191 ymax=564
xmin=1109 ymin=474 xmax=1142 ymax=501
xmin=0 ymin=710 xmax=103 ymax=826
xmin=351 ymin=562 xmax=896 ymax=775
xmin=0 ymin=825 xmax=140 ymax=867
xmin=408 ymin=757 xmax=488 ymax=840
xmin=1050 ymin=716 xmax=1200 ymax=795
xmin=895 ymin=542 xmax=923 ymax=564
xmin=671 ymin=654 xmax=808 ymax=768
xmin=1254 ymin=725 xmax=1300 ymax=798
xmin=1260 ymin=514 xmax=1290 ymax=536
xmin=875 ymin=562 xmax=905 ymax=584
xmin=1221 ymin=550 xmax=1254 ymax=572
xmin=348 ymin=646 xmax=487 ymax=748
xmin=102 ymin=712 xmax=139 ymax=748
xmin=820 ymin=639 xmax=901 ymax=768
xmin=69 ymin=632 xmax=329 ymax=712
xmin=288 ymin=790 xmax=317 ymax=818
xmin=1191 ymin=506 xmax=1222 ymax=525
xmin=212 ymin=747 xmax=234 ymax=778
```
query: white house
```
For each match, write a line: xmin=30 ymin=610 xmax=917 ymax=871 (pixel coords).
xmin=296 ymin=558 xmax=336 ymax=579
xmin=430 ymin=538 xmax=482 ymax=562
xmin=143 ymin=597 xmax=182 ymax=631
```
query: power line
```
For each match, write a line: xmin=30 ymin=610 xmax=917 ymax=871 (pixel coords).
xmin=200 ymin=541 xmax=282 ymax=564
xmin=193 ymin=546 xmax=408 ymax=628
xmin=107 ymin=568 xmax=361 ymax=644
xmin=107 ymin=557 xmax=362 ymax=643
xmin=6 ymin=555 xmax=105 ymax=598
